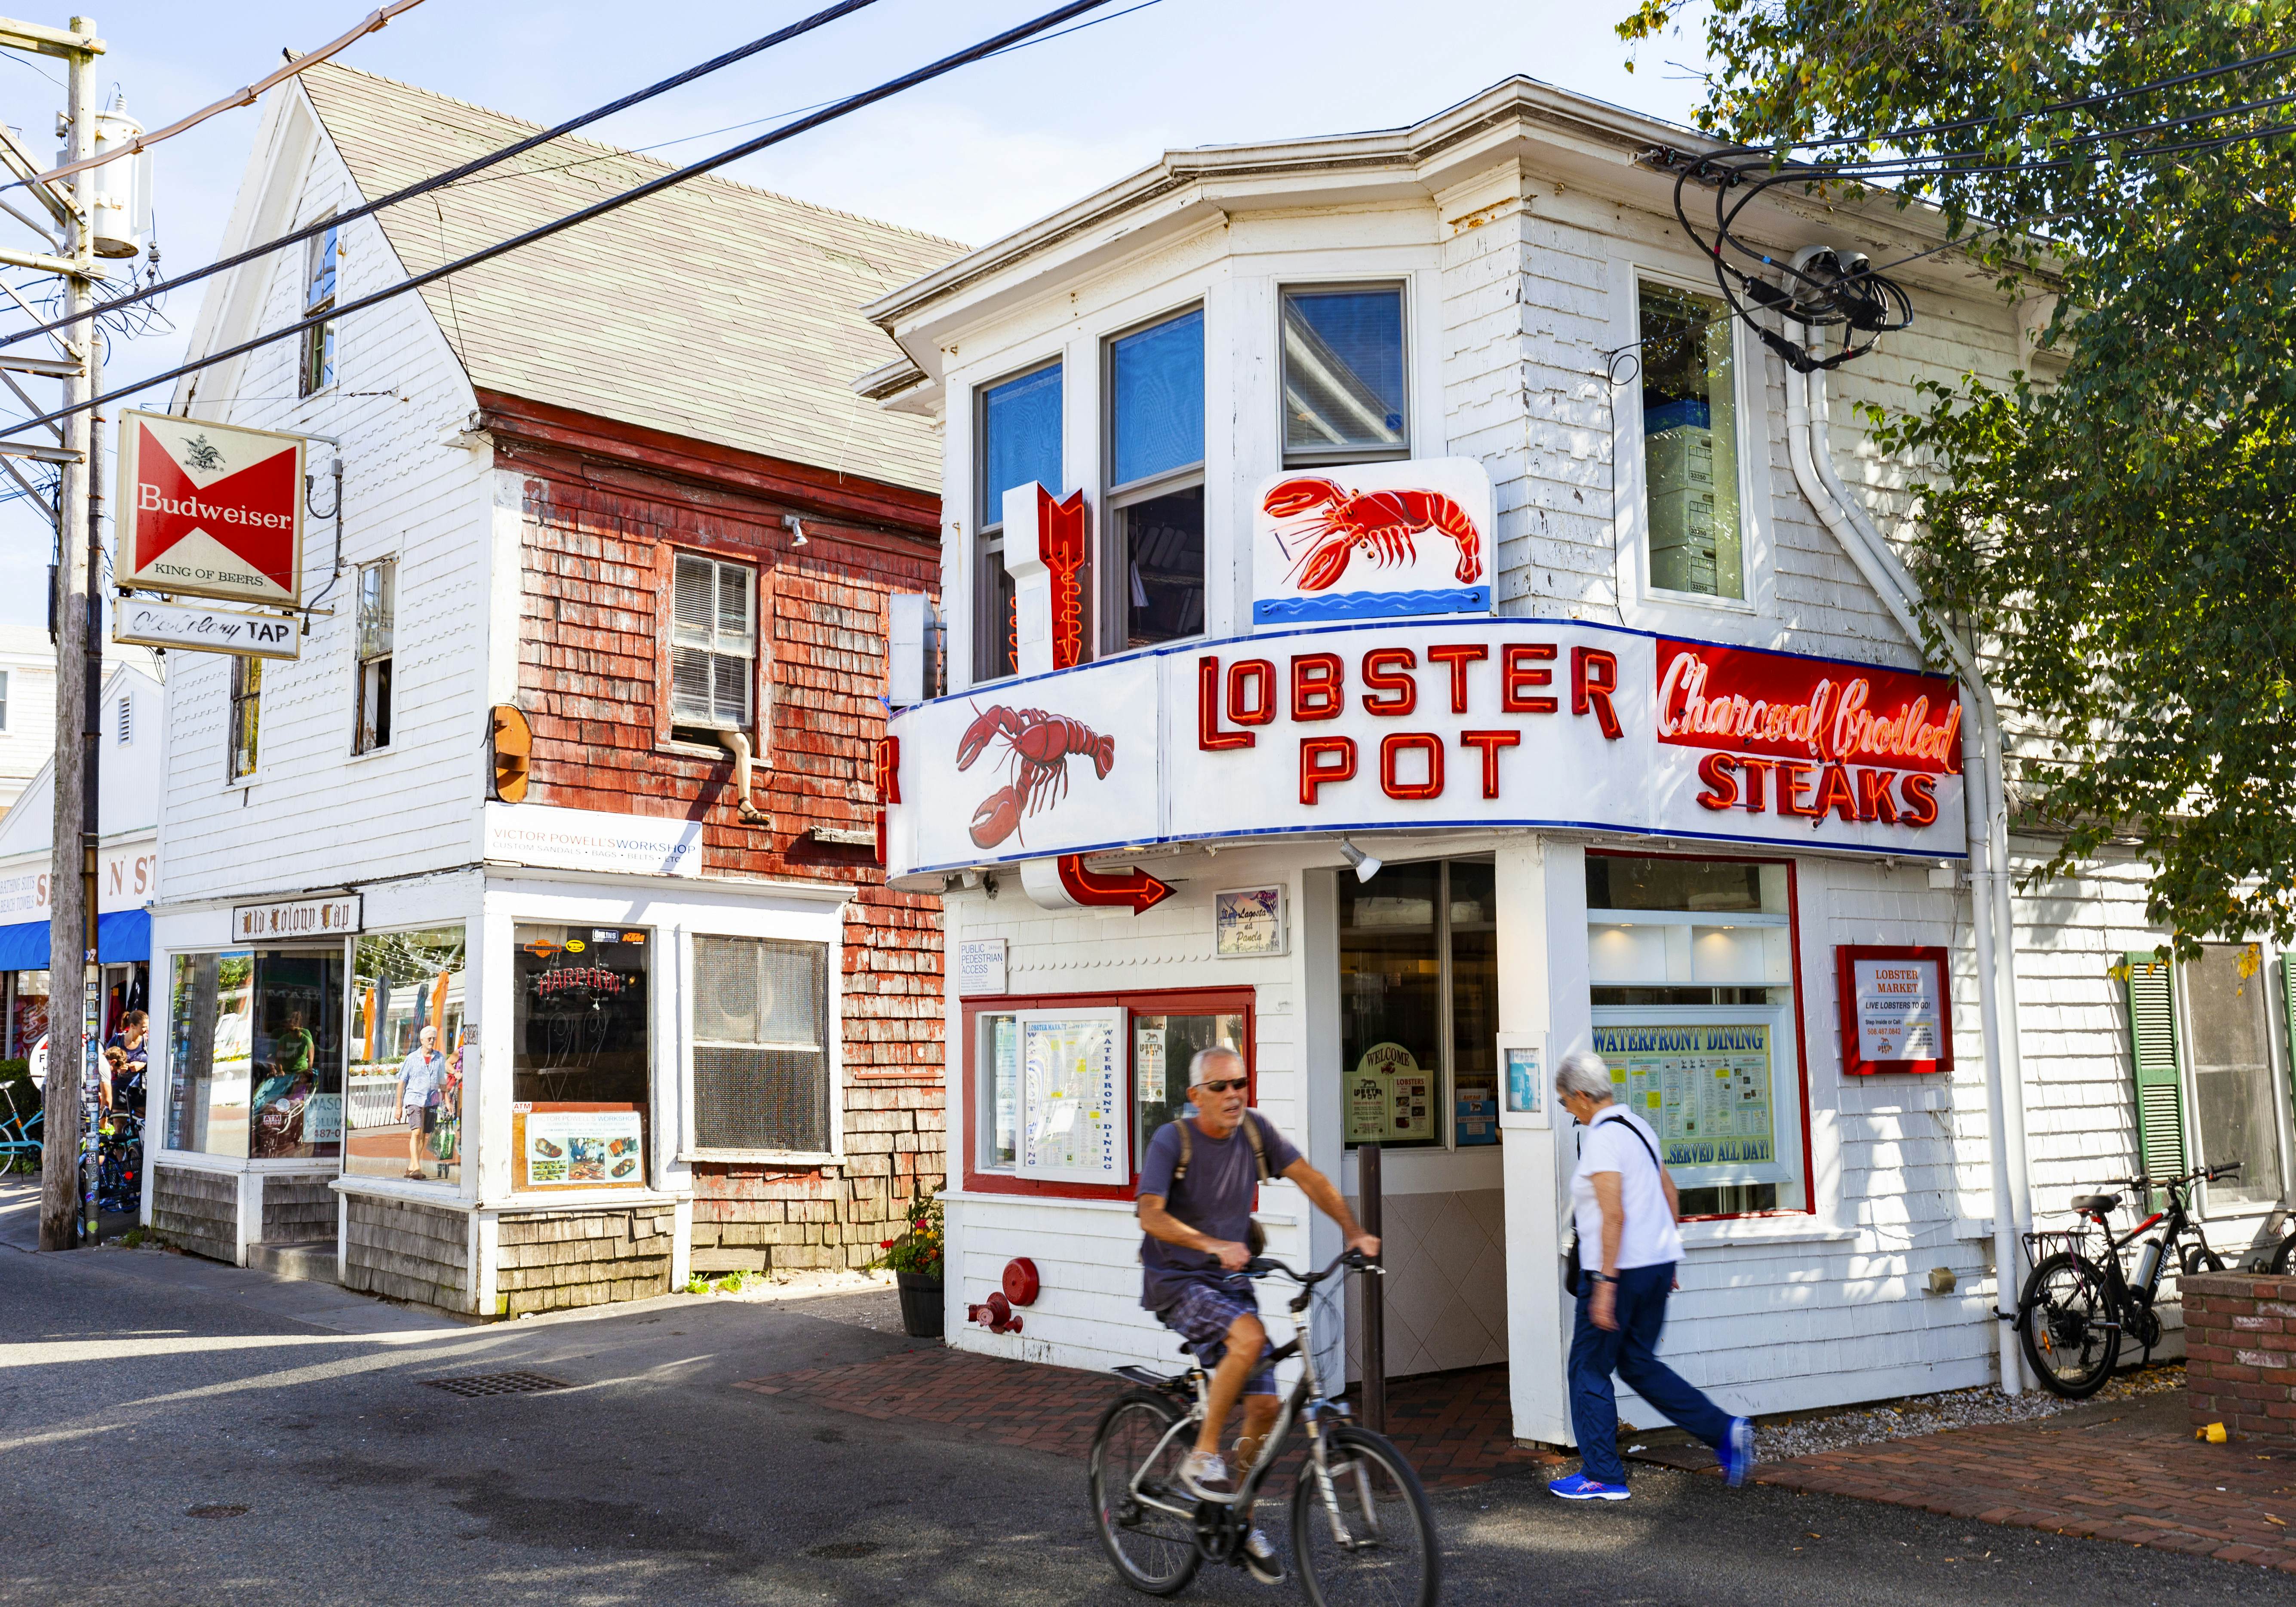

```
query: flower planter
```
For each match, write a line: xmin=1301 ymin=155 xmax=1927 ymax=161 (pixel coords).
xmin=896 ymin=1271 xmax=945 ymax=1338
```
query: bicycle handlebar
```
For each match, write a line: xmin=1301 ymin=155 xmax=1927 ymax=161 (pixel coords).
xmin=1244 ymin=1247 xmax=1380 ymax=1285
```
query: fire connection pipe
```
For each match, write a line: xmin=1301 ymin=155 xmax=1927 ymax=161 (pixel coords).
xmin=1785 ymin=354 xmax=2033 ymax=1395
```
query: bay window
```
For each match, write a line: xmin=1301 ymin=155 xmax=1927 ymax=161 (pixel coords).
xmin=345 ymin=925 xmax=467 ymax=1185
xmin=1105 ymin=307 xmax=1205 ymax=651
xmin=974 ymin=361 xmax=1063 ymax=683
xmin=1636 ymin=279 xmax=1745 ymax=601
xmin=164 ymin=947 xmax=346 ymax=1161
xmin=1281 ymin=284 xmax=1407 ymax=464
xmin=512 ymin=924 xmax=651 ymax=1191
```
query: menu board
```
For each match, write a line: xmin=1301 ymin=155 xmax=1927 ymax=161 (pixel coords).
xmin=1591 ymin=1023 xmax=1777 ymax=1173
xmin=514 ymin=1103 xmax=645 ymax=1190
xmin=1018 ymin=1010 xmax=1127 ymax=1184
xmin=1344 ymin=1041 xmax=1435 ymax=1145
xmin=1838 ymin=946 xmax=1952 ymax=1074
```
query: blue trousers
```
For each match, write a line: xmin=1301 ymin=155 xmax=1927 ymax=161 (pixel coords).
xmin=1568 ymin=1261 xmax=1732 ymax=1485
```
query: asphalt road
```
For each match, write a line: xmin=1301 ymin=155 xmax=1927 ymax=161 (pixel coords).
xmin=0 ymin=1237 xmax=2283 ymax=1607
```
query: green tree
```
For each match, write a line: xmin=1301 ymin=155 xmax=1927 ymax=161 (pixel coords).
xmin=1618 ymin=1 xmax=2296 ymax=949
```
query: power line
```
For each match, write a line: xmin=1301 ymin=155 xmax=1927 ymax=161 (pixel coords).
xmin=0 ymin=0 xmax=887 ymax=355
xmin=0 ymin=0 xmax=1126 ymax=442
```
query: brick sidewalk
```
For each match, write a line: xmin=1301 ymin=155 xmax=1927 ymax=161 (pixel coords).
xmin=735 ymin=1348 xmax=1561 ymax=1489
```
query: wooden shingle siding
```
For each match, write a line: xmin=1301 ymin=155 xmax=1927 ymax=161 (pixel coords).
xmin=496 ymin=1206 xmax=674 ymax=1315
xmin=259 ymin=1175 xmax=338 ymax=1243
xmin=344 ymin=1195 xmax=468 ymax=1310
xmin=152 ymin=1165 xmax=237 ymax=1264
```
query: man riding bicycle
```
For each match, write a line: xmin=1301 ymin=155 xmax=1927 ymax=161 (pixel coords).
xmin=1135 ymin=1044 xmax=1379 ymax=1584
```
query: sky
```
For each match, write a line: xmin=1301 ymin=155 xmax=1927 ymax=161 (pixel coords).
xmin=0 ymin=0 xmax=1717 ymax=627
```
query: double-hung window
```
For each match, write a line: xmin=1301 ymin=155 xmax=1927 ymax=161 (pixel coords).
xmin=670 ymin=553 xmax=756 ymax=740
xmin=227 ymin=657 xmax=261 ymax=781
xmin=974 ymin=362 xmax=1063 ymax=683
xmin=353 ymin=559 xmax=394 ymax=753
xmin=1105 ymin=307 xmax=1206 ymax=651
xmin=0 ymin=669 xmax=11 ymax=730
xmin=692 ymin=936 xmax=831 ymax=1154
xmin=300 ymin=219 xmax=339 ymax=396
xmin=2121 ymin=943 xmax=2292 ymax=1214
xmin=1636 ymin=280 xmax=1746 ymax=601
xmin=1281 ymin=284 xmax=1408 ymax=464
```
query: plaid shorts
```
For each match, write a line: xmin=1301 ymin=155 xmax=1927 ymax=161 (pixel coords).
xmin=1159 ymin=1277 xmax=1276 ymax=1396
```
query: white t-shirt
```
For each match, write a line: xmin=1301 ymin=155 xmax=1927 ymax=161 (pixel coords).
xmin=1569 ymin=1106 xmax=1682 ymax=1272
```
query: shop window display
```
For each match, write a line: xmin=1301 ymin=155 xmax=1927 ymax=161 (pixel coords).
xmin=164 ymin=948 xmax=345 ymax=1160
xmin=346 ymin=926 xmax=467 ymax=1185
xmin=1337 ymin=859 xmax=1497 ymax=1150
xmin=512 ymin=924 xmax=650 ymax=1190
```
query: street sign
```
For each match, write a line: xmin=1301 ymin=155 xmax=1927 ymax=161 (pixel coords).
xmin=111 ymin=593 xmax=301 ymax=659
xmin=115 ymin=409 xmax=307 ymax=606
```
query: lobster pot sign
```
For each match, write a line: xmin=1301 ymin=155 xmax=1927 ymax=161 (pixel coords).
xmin=888 ymin=667 xmax=1164 ymax=872
xmin=116 ymin=409 xmax=307 ymax=607
xmin=1252 ymin=457 xmax=1494 ymax=626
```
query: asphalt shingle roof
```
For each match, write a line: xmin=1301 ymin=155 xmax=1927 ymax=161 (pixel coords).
xmin=300 ymin=61 xmax=962 ymax=492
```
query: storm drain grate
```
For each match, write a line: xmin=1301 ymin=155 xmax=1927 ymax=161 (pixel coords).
xmin=420 ymin=1371 xmax=571 ymax=1398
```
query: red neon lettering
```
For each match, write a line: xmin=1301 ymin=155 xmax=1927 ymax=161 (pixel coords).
xmin=874 ymin=735 xmax=901 ymax=804
xmin=1502 ymin=643 xmax=1558 ymax=714
xmin=1291 ymin=653 xmax=1344 ymax=721
xmin=1775 ymin=761 xmax=1817 ymax=817
xmin=1360 ymin=648 xmax=1417 ymax=716
xmin=1198 ymin=657 xmax=1251 ymax=750
xmin=1228 ymin=658 xmax=1277 ymax=726
xmin=1856 ymin=767 xmax=1899 ymax=825
xmin=1379 ymin=733 xmax=1445 ymax=801
xmin=1813 ymin=763 xmax=1860 ymax=823
xmin=1571 ymin=647 xmax=1622 ymax=740
xmin=1736 ymin=757 xmax=1773 ymax=814
xmin=1900 ymin=772 xmax=1939 ymax=827
xmin=1424 ymin=643 xmax=1486 ymax=714
xmin=1458 ymin=730 xmax=1519 ymax=799
xmin=1299 ymin=736 xmax=1356 ymax=804
xmin=1696 ymin=753 xmax=1740 ymax=811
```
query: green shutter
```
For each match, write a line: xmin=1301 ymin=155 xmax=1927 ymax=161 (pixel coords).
xmin=2124 ymin=950 xmax=2186 ymax=1191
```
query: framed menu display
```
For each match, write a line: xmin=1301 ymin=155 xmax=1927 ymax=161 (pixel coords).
xmin=1588 ymin=1008 xmax=1795 ymax=1189
xmin=513 ymin=1102 xmax=646 ymax=1190
xmin=1835 ymin=944 xmax=1952 ymax=1075
xmin=1016 ymin=1008 xmax=1128 ymax=1185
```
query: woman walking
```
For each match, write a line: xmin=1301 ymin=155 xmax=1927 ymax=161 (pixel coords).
xmin=1548 ymin=1049 xmax=1755 ymax=1501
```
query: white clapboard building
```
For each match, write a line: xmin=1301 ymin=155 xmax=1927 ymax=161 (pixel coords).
xmin=865 ymin=77 xmax=2294 ymax=1441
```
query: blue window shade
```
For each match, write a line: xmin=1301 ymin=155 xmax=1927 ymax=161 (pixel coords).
xmin=980 ymin=364 xmax=1063 ymax=525
xmin=1282 ymin=289 xmax=1405 ymax=454
xmin=1111 ymin=309 xmax=1205 ymax=487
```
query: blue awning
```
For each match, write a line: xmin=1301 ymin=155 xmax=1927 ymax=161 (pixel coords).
xmin=0 ymin=908 xmax=152 ymax=970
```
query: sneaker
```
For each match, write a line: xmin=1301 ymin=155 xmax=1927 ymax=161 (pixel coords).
xmin=1719 ymin=1416 xmax=1755 ymax=1488
xmin=1180 ymin=1450 xmax=1234 ymax=1502
xmin=1548 ymin=1472 xmax=1630 ymax=1501
xmin=1242 ymin=1527 xmax=1286 ymax=1585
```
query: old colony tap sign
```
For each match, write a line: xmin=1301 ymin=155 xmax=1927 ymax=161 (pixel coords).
xmin=115 ymin=410 xmax=307 ymax=607
xmin=883 ymin=619 xmax=1965 ymax=876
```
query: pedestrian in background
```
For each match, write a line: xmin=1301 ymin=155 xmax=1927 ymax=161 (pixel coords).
xmin=1548 ymin=1049 xmax=1755 ymax=1501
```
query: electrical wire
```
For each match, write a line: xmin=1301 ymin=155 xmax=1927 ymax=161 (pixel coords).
xmin=0 ymin=0 xmax=1127 ymax=441
xmin=0 ymin=0 xmax=888 ymax=355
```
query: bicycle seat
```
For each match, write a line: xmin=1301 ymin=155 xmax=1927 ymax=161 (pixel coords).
xmin=2072 ymin=1193 xmax=2120 ymax=1216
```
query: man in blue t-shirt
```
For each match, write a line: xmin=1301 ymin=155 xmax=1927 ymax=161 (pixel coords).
xmin=1136 ymin=1043 xmax=1378 ymax=1545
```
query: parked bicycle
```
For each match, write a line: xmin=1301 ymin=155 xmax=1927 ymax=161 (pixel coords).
xmin=95 ymin=1108 xmax=142 ymax=1216
xmin=1088 ymin=1248 xmax=1438 ymax=1607
xmin=0 ymin=1076 xmax=39 ymax=1173
xmin=2017 ymin=1161 xmax=2240 ymax=1398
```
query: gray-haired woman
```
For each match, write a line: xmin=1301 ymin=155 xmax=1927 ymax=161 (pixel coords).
xmin=1548 ymin=1048 xmax=1754 ymax=1501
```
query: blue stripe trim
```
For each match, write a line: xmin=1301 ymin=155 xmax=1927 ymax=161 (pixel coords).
xmin=1252 ymin=587 xmax=1491 ymax=624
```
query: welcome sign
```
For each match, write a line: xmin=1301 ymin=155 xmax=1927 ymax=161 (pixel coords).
xmin=116 ymin=410 xmax=307 ymax=607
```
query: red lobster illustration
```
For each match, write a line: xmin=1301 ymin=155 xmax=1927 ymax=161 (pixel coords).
xmin=1263 ymin=477 xmax=1485 ymax=592
xmin=956 ymin=703 xmax=1116 ymax=849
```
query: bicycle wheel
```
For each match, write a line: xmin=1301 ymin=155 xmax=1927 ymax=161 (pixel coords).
xmin=1088 ymin=1390 xmax=1201 ymax=1596
xmin=1291 ymin=1426 xmax=1439 ymax=1607
xmin=2181 ymin=1245 xmax=2226 ymax=1275
xmin=2272 ymin=1233 xmax=2296 ymax=1275
xmin=2019 ymin=1252 xmax=2121 ymax=1398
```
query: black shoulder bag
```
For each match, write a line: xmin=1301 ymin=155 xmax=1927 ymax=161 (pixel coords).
xmin=1173 ymin=1112 xmax=1271 ymax=1257
xmin=1562 ymin=1113 xmax=1663 ymax=1297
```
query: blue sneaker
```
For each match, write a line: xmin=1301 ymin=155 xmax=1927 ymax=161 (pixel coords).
xmin=1718 ymin=1417 xmax=1755 ymax=1487
xmin=1548 ymin=1472 xmax=1631 ymax=1501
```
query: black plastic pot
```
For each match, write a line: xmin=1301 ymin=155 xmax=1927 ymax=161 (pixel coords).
xmin=896 ymin=1271 xmax=944 ymax=1338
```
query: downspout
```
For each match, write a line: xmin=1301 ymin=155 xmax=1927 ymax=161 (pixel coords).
xmin=1786 ymin=358 xmax=2029 ymax=1394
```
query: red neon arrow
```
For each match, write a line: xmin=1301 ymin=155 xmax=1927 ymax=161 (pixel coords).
xmin=1056 ymin=854 xmax=1172 ymax=913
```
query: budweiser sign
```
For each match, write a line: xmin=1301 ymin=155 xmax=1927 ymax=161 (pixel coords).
xmin=115 ymin=409 xmax=307 ymax=607
xmin=1655 ymin=640 xmax=1962 ymax=827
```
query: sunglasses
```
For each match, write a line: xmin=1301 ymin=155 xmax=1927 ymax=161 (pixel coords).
xmin=1195 ymin=1077 xmax=1248 ymax=1094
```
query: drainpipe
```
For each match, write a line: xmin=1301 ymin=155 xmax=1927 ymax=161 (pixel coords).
xmin=1786 ymin=358 xmax=2029 ymax=1394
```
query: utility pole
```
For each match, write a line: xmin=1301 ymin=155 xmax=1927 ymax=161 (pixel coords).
xmin=30 ymin=13 xmax=100 ymax=1253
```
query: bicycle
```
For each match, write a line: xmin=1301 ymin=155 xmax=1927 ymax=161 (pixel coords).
xmin=1088 ymin=1249 xmax=1438 ymax=1607
xmin=2016 ymin=1161 xmax=2240 ymax=1398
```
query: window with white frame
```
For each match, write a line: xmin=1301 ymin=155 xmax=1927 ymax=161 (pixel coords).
xmin=2121 ymin=943 xmax=2290 ymax=1215
xmin=1281 ymin=283 xmax=1408 ymax=465
xmin=692 ymin=935 xmax=830 ymax=1153
xmin=0 ymin=669 xmax=11 ymax=730
xmin=300 ymin=219 xmax=339 ymax=397
xmin=974 ymin=361 xmax=1062 ymax=683
xmin=227 ymin=656 xmax=261 ymax=781
xmin=353 ymin=559 xmax=394 ymax=753
xmin=1636 ymin=280 xmax=1745 ymax=601
xmin=1105 ymin=307 xmax=1205 ymax=651
xmin=670 ymin=553 xmax=756 ymax=738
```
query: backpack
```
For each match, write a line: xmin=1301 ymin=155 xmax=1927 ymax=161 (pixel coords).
xmin=1172 ymin=1112 xmax=1270 ymax=1257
